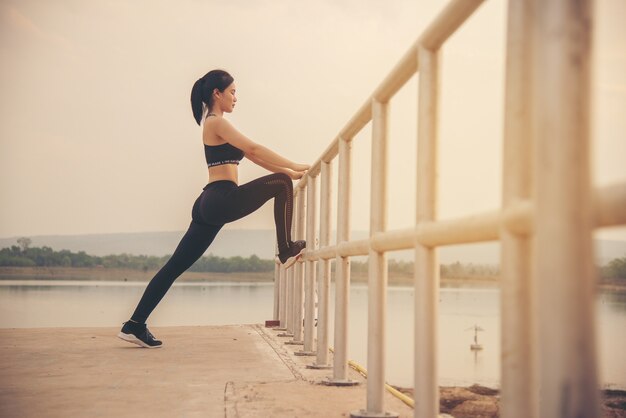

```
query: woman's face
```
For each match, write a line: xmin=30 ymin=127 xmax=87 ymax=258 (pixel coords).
xmin=215 ymin=82 xmax=237 ymax=113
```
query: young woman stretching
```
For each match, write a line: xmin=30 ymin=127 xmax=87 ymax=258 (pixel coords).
xmin=118 ymin=69 xmax=309 ymax=348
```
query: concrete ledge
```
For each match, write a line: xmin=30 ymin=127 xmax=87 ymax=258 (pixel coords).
xmin=0 ymin=325 xmax=414 ymax=417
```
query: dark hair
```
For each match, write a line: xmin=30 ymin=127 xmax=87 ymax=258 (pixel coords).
xmin=190 ymin=69 xmax=234 ymax=125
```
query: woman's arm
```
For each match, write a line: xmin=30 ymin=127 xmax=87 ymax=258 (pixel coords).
xmin=214 ymin=118 xmax=309 ymax=171
xmin=245 ymin=153 xmax=306 ymax=180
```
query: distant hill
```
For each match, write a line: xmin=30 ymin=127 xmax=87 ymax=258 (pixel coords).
xmin=1 ymin=230 xmax=624 ymax=265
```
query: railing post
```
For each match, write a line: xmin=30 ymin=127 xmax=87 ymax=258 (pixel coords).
xmin=532 ymin=0 xmax=600 ymax=416
xmin=273 ymin=259 xmax=280 ymax=321
xmin=324 ymin=137 xmax=358 ymax=386
xmin=278 ymin=272 xmax=294 ymax=336
xmin=298 ymin=175 xmax=317 ymax=356
xmin=278 ymin=264 xmax=287 ymax=328
xmin=284 ymin=267 xmax=294 ymax=335
xmin=414 ymin=45 xmax=440 ymax=418
xmin=280 ymin=196 xmax=297 ymax=338
xmin=290 ymin=187 xmax=306 ymax=345
xmin=352 ymin=100 xmax=396 ymax=418
xmin=500 ymin=0 xmax=537 ymax=417
xmin=310 ymin=161 xmax=333 ymax=369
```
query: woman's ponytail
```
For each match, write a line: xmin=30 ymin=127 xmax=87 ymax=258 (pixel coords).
xmin=190 ymin=78 xmax=206 ymax=126
xmin=189 ymin=69 xmax=234 ymax=126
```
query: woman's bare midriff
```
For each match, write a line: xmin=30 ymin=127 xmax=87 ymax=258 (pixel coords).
xmin=208 ymin=163 xmax=238 ymax=185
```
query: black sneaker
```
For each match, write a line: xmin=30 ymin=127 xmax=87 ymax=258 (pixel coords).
xmin=117 ymin=321 xmax=162 ymax=348
xmin=278 ymin=240 xmax=306 ymax=269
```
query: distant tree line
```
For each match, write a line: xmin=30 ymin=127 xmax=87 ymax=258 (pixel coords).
xmin=601 ymin=256 xmax=626 ymax=280
xmin=348 ymin=257 xmax=626 ymax=280
xmin=347 ymin=259 xmax=500 ymax=278
xmin=0 ymin=239 xmax=273 ymax=273
xmin=1 ymin=239 xmax=625 ymax=279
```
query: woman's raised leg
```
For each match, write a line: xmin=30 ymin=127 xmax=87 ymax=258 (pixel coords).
xmin=199 ymin=173 xmax=296 ymax=255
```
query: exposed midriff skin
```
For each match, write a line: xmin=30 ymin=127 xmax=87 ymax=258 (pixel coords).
xmin=206 ymin=163 xmax=239 ymax=185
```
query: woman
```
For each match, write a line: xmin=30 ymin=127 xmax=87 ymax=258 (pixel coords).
xmin=118 ymin=69 xmax=309 ymax=348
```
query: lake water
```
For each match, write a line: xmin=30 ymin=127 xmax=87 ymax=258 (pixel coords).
xmin=0 ymin=279 xmax=624 ymax=389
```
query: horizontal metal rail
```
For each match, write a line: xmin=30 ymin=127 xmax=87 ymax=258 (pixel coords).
xmin=302 ymin=183 xmax=626 ymax=261
xmin=418 ymin=0 xmax=486 ymax=50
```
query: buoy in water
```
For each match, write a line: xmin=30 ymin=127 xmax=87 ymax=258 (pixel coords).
xmin=466 ymin=324 xmax=485 ymax=350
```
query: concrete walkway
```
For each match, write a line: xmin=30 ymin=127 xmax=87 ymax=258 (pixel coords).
xmin=0 ymin=325 xmax=414 ymax=417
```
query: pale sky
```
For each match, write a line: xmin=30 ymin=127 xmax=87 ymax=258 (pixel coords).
xmin=1 ymin=0 xmax=625 ymax=240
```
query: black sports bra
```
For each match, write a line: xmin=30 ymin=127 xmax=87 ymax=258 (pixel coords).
xmin=203 ymin=113 xmax=245 ymax=168
xmin=204 ymin=142 xmax=244 ymax=168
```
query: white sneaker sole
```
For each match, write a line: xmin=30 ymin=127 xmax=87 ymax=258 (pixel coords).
xmin=117 ymin=331 xmax=162 ymax=348
xmin=281 ymin=247 xmax=305 ymax=269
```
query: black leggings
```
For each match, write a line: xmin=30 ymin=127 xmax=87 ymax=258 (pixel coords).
xmin=130 ymin=172 xmax=294 ymax=323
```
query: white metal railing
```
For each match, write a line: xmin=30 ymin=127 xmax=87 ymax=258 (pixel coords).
xmin=272 ymin=0 xmax=626 ymax=417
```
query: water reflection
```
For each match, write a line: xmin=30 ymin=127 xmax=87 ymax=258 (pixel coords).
xmin=0 ymin=280 xmax=623 ymax=389
xmin=599 ymin=290 xmax=626 ymax=313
